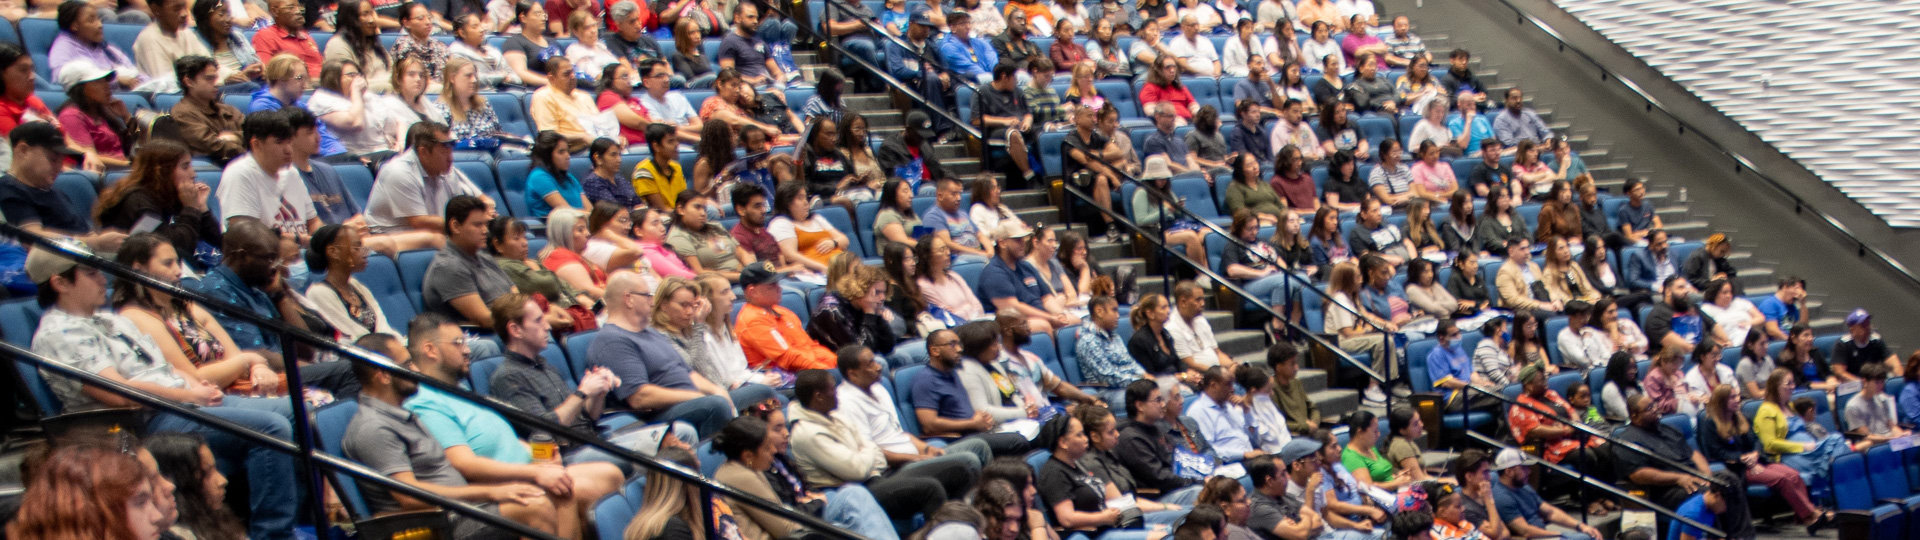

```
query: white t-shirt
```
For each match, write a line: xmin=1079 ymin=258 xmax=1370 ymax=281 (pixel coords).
xmin=768 ymin=214 xmax=834 ymax=242
xmin=1325 ymin=291 xmax=1359 ymax=333
xmin=583 ymin=237 xmax=621 ymax=269
xmin=834 ymin=380 xmax=917 ymax=454
xmin=1333 ymin=0 xmax=1376 ymax=22
xmin=217 ymin=153 xmax=316 ymax=235
xmin=1221 ymin=36 xmax=1277 ymax=78
xmin=306 ymin=90 xmax=392 ymax=154
xmin=1700 ymin=298 xmax=1757 ymax=348
xmin=1301 ymin=38 xmax=1347 ymax=75
xmin=1163 ymin=33 xmax=1221 ymax=76
xmin=1167 ymin=310 xmax=1222 ymax=367
xmin=1409 ymin=120 xmax=1451 ymax=150
xmin=968 ymin=203 xmax=1025 ymax=246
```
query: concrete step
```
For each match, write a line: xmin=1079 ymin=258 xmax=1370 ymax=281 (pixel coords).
xmin=1003 ymin=189 xmax=1049 ymax=209
xmin=1311 ymin=389 xmax=1363 ymax=420
xmin=845 ymin=94 xmax=892 ymax=111
xmin=1014 ymin=205 xmax=1059 ymax=226
xmin=1216 ymin=330 xmax=1266 ymax=358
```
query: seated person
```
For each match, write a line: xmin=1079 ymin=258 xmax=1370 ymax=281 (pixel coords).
xmin=1075 ymin=296 xmax=1149 ymax=395
xmin=735 ymin=262 xmax=837 ymax=371
xmin=1844 ymin=363 xmax=1910 ymax=444
xmin=186 ymin=220 xmax=351 ymax=397
xmin=1506 ymin=364 xmax=1601 ymax=466
xmin=0 ymin=123 xmax=128 ymax=252
xmin=1344 ymin=198 xmax=1410 ymax=267
xmin=995 ymin=311 xmax=1097 ymax=408
xmin=1493 ymin=238 xmax=1563 ymax=314
xmin=1036 ymin=413 xmax=1167 ymax=538
xmin=787 ymin=369 xmax=969 ymax=522
xmin=1077 ymin=404 xmax=1200 ymax=510
xmin=922 ymin=177 xmax=993 ymax=262
xmin=169 ymin=55 xmax=246 ymax=163
xmin=1187 ymin=366 xmax=1265 ymax=465
xmin=393 ymin=312 xmax=626 ymax=537
xmin=1489 ymin=448 xmax=1601 ymax=540
xmin=588 ymin=271 xmax=777 ymax=437
xmin=1116 ymin=379 xmax=1212 ymax=495
xmin=1613 ymin=395 xmax=1731 ymax=537
xmin=1168 ymin=281 xmax=1234 ymax=373
xmin=834 ymin=344 xmax=995 ymax=471
xmin=910 ymin=328 xmax=1031 ymax=456
xmin=1245 ymin=448 xmax=1325 ymax=540
xmin=529 ymin=56 xmax=605 ymax=150
xmin=55 ymin=63 xmax=136 ymax=168
xmin=217 ymin=111 xmax=321 ymax=238
xmin=977 ymin=222 xmax=1077 ymax=333
xmin=309 ymin=59 xmax=400 ymax=155
xmin=341 ymin=349 xmax=562 ymax=538
xmin=422 ymin=195 xmax=516 ymax=327
xmin=48 ymin=2 xmax=147 ymax=90
xmin=26 ymin=242 xmax=298 ymax=540
xmin=366 ymin=122 xmax=495 ymax=234
xmin=1270 ymin=343 xmax=1323 ymax=435
xmin=287 ymin=109 xmax=442 ymax=258
xmin=953 ymin=320 xmax=1039 ymax=423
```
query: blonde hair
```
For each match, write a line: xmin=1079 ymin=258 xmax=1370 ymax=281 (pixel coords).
xmin=567 ymin=10 xmax=595 ymax=34
xmin=824 ymin=251 xmax=862 ymax=293
xmin=694 ymin=272 xmax=734 ymax=340
xmin=1065 ymin=62 xmax=1096 ymax=99
xmin=622 ymin=448 xmax=705 ymax=540
xmin=832 ymin=264 xmax=886 ymax=302
xmin=444 ymin=56 xmax=487 ymax=122
xmin=650 ymin=277 xmax=701 ymax=330
xmin=263 ymin=54 xmax=306 ymax=83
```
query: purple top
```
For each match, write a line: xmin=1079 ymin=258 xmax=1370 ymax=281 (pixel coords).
xmin=48 ymin=32 xmax=147 ymax=88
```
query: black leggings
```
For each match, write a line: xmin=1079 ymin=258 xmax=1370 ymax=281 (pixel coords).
xmin=865 ymin=473 xmax=948 ymax=521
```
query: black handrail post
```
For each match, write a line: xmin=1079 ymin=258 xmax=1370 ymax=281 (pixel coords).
xmin=279 ymin=330 xmax=331 ymax=533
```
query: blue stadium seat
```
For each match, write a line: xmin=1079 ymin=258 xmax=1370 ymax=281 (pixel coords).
xmin=1547 ymin=372 xmax=1582 ymax=400
xmin=806 ymin=287 xmax=825 ymax=316
xmin=1214 ymin=77 xmax=1245 ymax=112
xmin=537 ymin=342 xmax=577 ymax=389
xmin=1038 ymin=130 xmax=1067 ymax=179
xmin=1406 ymin=338 xmax=1436 ymax=393
xmin=562 ymin=329 xmax=598 ymax=383
xmin=953 ymin=260 xmax=986 ymax=293
xmin=153 ymin=93 xmax=182 ymax=112
xmin=781 ymin=289 xmax=810 ymax=326
xmin=593 ymin=493 xmax=635 ymax=540
xmin=894 ymin=365 xmax=927 ymax=435
xmin=1832 ymin=452 xmax=1906 ymax=540
xmin=496 ymin=159 xmax=534 ymax=218
xmin=311 ymin=31 xmax=332 ymax=52
xmin=335 ymin=163 xmax=375 ymax=209
xmin=102 ymin=23 xmax=142 ymax=60
xmin=0 ymin=299 xmax=57 ymax=415
xmin=1864 ymin=445 xmax=1920 ymax=512
xmin=696 ymin=439 xmax=725 ymax=476
xmin=396 ymin=249 xmax=437 ymax=312
xmin=224 ymin=93 xmax=254 ymax=113
xmin=1602 ymin=197 xmax=1628 ymax=230
xmin=1542 ymin=316 xmax=1567 ymax=365
xmin=0 ymin=17 xmax=18 ymax=45
xmin=1357 ymin=116 xmax=1396 ymax=153
xmin=1168 ymin=176 xmax=1220 ymax=220
xmin=360 ymin=254 xmax=417 ymax=325
xmin=313 ymin=399 xmax=372 ymax=517
xmin=1055 ymin=324 xmax=1088 ymax=385
xmin=889 ymin=340 xmax=929 ymax=370
xmin=817 ymin=206 xmax=861 ymax=256
xmin=956 ymin=85 xmax=975 ymax=127
xmin=1449 ymin=158 xmax=1475 ymax=182
xmin=1028 ymin=331 xmax=1062 ymax=384
xmin=469 ymin=356 xmax=504 ymax=395
xmin=854 ymin=200 xmax=881 ymax=258
xmin=1183 ymin=78 xmax=1221 ymax=114
xmin=483 ymin=93 xmax=535 ymax=138
xmin=52 ymin=172 xmax=96 ymax=225
xmin=453 ymin=160 xmax=506 ymax=209
xmin=1095 ymin=80 xmax=1141 ymax=119
xmin=19 ymin=18 xmax=54 ymax=80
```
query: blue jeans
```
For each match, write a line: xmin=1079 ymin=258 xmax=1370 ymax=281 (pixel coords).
xmin=149 ymin=397 xmax=297 ymax=540
xmin=757 ymin=19 xmax=800 ymax=77
xmin=841 ymin=37 xmax=881 ymax=70
xmin=1157 ymin=485 xmax=1202 ymax=507
xmin=683 ymin=72 xmax=718 ymax=89
xmin=1242 ymin=272 xmax=1294 ymax=308
xmin=822 ymin=485 xmax=901 ymax=540
xmin=1144 ymin=509 xmax=1187 ymax=528
xmin=645 ymin=384 xmax=777 ymax=437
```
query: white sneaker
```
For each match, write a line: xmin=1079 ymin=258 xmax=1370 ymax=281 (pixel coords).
xmin=1362 ymin=386 xmax=1387 ymax=405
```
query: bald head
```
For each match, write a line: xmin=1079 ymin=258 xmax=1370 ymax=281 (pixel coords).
xmin=603 ymin=270 xmax=655 ymax=326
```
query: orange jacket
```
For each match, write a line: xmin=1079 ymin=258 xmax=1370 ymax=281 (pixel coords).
xmin=735 ymin=303 xmax=837 ymax=371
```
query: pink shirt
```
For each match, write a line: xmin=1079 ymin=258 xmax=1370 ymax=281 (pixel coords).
xmin=1643 ymin=367 xmax=1681 ymax=416
xmin=639 ymin=240 xmax=696 ymax=279
xmin=57 ymin=107 xmax=125 ymax=159
xmin=1339 ymin=34 xmax=1387 ymax=70
xmin=918 ymin=271 xmax=986 ymax=320
xmin=1409 ymin=160 xmax=1456 ymax=193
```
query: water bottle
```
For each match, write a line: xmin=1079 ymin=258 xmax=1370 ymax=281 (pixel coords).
xmin=1679 ymin=187 xmax=1688 ymax=203
xmin=530 ymin=432 xmax=558 ymax=464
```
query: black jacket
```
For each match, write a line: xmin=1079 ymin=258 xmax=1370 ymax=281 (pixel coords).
xmin=1115 ymin=418 xmax=1205 ymax=494
xmin=805 ymin=293 xmax=898 ymax=357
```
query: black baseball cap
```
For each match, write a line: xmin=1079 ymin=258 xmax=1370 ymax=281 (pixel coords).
xmin=9 ymin=122 xmax=82 ymax=156
xmin=740 ymin=261 xmax=786 ymax=286
xmin=905 ymin=110 xmax=936 ymax=139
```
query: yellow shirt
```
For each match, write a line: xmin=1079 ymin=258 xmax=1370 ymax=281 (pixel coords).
xmin=631 ymin=158 xmax=687 ymax=208
xmin=528 ymin=86 xmax=597 ymax=142
xmin=1753 ymin=400 xmax=1804 ymax=459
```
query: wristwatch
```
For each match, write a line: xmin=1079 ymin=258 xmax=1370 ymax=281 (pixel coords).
xmin=572 ymin=390 xmax=589 ymax=400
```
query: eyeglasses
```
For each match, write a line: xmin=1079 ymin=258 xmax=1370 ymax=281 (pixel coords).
xmin=930 ymin=340 xmax=960 ymax=348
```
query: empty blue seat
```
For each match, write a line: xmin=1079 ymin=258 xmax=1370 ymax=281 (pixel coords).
xmin=19 ymin=18 xmax=55 ymax=80
xmin=313 ymin=400 xmax=372 ymax=517
xmin=102 ymin=23 xmax=143 ymax=60
xmin=780 ymin=289 xmax=810 ymax=326
xmin=562 ymin=329 xmax=598 ymax=383
xmin=336 ymin=163 xmax=375 ymax=209
xmin=593 ymin=493 xmax=635 ymax=540
xmin=396 ymin=249 xmax=437 ymax=312
xmin=817 ymin=205 xmax=861 ymax=256
xmin=0 ymin=299 xmax=57 ymax=415
xmin=1357 ymin=116 xmax=1396 ymax=153
xmin=853 ymin=201 xmax=881 ymax=258
xmin=1168 ymin=176 xmax=1221 ymax=220
xmin=483 ymin=93 xmax=534 ymax=138
xmin=469 ymin=356 xmax=504 ymax=395
xmin=496 ymin=159 xmax=534 ymax=218
xmin=359 ymin=254 xmax=417 ymax=325
xmin=1183 ymin=77 xmax=1221 ymax=114
xmin=0 ymin=17 xmax=18 ymax=45
xmin=1095 ymin=80 xmax=1141 ymax=118
xmin=894 ymin=365 xmax=927 ymax=435
xmin=1832 ymin=452 xmax=1906 ymax=540
xmin=452 ymin=160 xmax=506 ymax=209
xmin=52 ymin=172 xmax=96 ymax=226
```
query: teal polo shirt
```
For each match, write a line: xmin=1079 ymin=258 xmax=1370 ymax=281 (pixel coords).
xmin=405 ymin=385 xmax=534 ymax=465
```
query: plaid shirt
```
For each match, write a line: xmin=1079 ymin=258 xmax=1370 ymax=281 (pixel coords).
xmin=489 ymin=350 xmax=593 ymax=435
xmin=1023 ymin=84 xmax=1064 ymax=127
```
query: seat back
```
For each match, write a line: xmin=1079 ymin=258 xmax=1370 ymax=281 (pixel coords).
xmin=1660 ymin=413 xmax=1693 ymax=448
xmin=1405 ymin=338 xmax=1436 ymax=393
xmin=51 ymin=173 xmax=95 ymax=233
xmin=780 ymin=289 xmax=811 ymax=326
xmin=1168 ymin=176 xmax=1220 ymax=220
xmin=1028 ymin=331 xmax=1061 ymax=382
xmin=396 ymin=249 xmax=437 ymax=312
xmin=484 ymin=93 xmax=535 ymax=138
xmin=453 ymin=160 xmax=506 ymax=212
xmin=336 ymin=164 xmax=376 ymax=209
xmin=889 ymin=340 xmax=929 ymax=370
xmin=1542 ymin=316 xmax=1568 ymax=365
xmin=854 ymin=200 xmax=882 ymax=258
xmin=894 ymin=365 xmax=927 ymax=435
xmin=1026 ymin=449 xmax=1052 ymax=474
xmin=593 ymin=493 xmax=636 ymax=540
xmin=817 ymin=206 xmax=861 ymax=256
xmin=1792 ymin=389 xmax=1838 ymax=433
xmin=359 ymin=255 xmax=418 ymax=326
xmin=562 ymin=330 xmax=598 ymax=383
xmin=1865 ymin=444 xmax=1912 ymax=502
xmin=0 ymin=299 xmax=56 ymax=415
xmin=313 ymin=400 xmax=371 ymax=517
xmin=1547 ymin=372 xmax=1583 ymax=400
xmin=19 ymin=18 xmax=54 ymax=80
xmin=1095 ymin=80 xmax=1142 ymax=118
xmin=496 ymin=159 xmax=534 ymax=218
xmin=469 ymin=356 xmax=504 ymax=395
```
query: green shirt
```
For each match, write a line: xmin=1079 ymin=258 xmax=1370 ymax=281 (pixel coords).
xmin=1341 ymin=445 xmax=1395 ymax=483
xmin=495 ymin=255 xmax=583 ymax=308
xmin=1225 ymin=181 xmax=1285 ymax=218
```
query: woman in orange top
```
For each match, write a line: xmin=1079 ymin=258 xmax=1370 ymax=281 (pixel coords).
xmin=768 ymin=181 xmax=849 ymax=272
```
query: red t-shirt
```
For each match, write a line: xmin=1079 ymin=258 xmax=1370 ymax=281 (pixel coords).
xmin=595 ymin=90 xmax=651 ymax=146
xmin=1139 ymin=81 xmax=1196 ymax=119
xmin=0 ymin=94 xmax=55 ymax=136
xmin=544 ymin=0 xmax=604 ymax=30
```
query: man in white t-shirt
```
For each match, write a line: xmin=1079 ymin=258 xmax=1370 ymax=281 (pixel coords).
xmin=218 ymin=109 xmax=321 ymax=240
xmin=1167 ymin=281 xmax=1235 ymax=373
xmin=635 ymin=59 xmax=704 ymax=145
xmin=832 ymin=343 xmax=993 ymax=473
xmin=1163 ymin=15 xmax=1221 ymax=76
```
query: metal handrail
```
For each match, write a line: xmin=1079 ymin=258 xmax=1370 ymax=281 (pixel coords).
xmin=800 ymin=0 xmax=987 ymax=142
xmin=0 ymin=340 xmax=563 ymax=540
xmin=1117 ymin=174 xmax=1395 ymax=339
xmin=0 ymin=224 xmax=865 ymax=540
xmin=1462 ymin=431 xmax=1727 ymax=538
xmin=1058 ymin=181 xmax=1389 ymax=387
xmin=1459 ymin=382 xmax=1722 ymax=486
xmin=821 ymin=0 xmax=987 ymax=97
xmin=1478 ymin=0 xmax=1920 ymax=290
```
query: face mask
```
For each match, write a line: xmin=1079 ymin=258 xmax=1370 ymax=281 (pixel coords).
xmin=1500 ymin=331 xmax=1510 ymax=342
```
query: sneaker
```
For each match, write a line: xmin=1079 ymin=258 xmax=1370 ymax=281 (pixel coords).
xmin=1362 ymin=386 xmax=1387 ymax=405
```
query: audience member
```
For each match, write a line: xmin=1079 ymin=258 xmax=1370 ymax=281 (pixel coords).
xmin=1489 ymin=448 xmax=1599 ymax=540
xmin=305 ymin=224 xmax=400 ymax=345
xmin=93 ymin=142 xmax=221 ymax=268
xmin=1845 ymin=362 xmax=1910 ymax=443
xmin=1696 ymin=383 xmax=1831 ymax=531
xmin=489 ymin=216 xmax=592 ymax=330
xmin=1757 ymin=277 xmax=1806 ymax=341
xmin=1189 ymin=366 xmax=1265 ymax=465
xmin=909 ymin=325 xmax=1032 ymax=455
xmin=326 ymin=1 xmax=393 ymax=93
xmin=49 ymin=3 xmax=146 ymax=90
xmin=503 ymin=1 xmax=564 ymax=86
xmin=7 ymin=444 xmax=168 ymax=540
xmin=1681 ymin=233 xmax=1737 ymax=294
xmin=735 ymin=261 xmax=838 ymax=370
xmin=834 ymin=342 xmax=996 ymax=472
xmin=169 ymin=56 xmax=246 ymax=163
xmin=368 ymin=122 xmax=493 ymax=232
xmin=591 ymin=270 xmax=775 ymax=437
xmin=0 ymin=123 xmax=124 ymax=250
xmin=529 ymin=57 xmax=608 ymax=150
xmin=1492 ymin=88 xmax=1551 ymax=147
xmin=1246 ymin=446 xmax=1326 ymax=540
xmin=1036 ymin=413 xmax=1162 ymax=537
xmin=115 ymin=232 xmax=282 ymax=396
xmin=249 ymin=0 xmax=322 ymax=77
xmin=787 ymin=369 xmax=960 ymax=526
xmin=1615 ymin=395 xmax=1744 ymax=538
xmin=807 ymin=264 xmax=900 ymax=356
